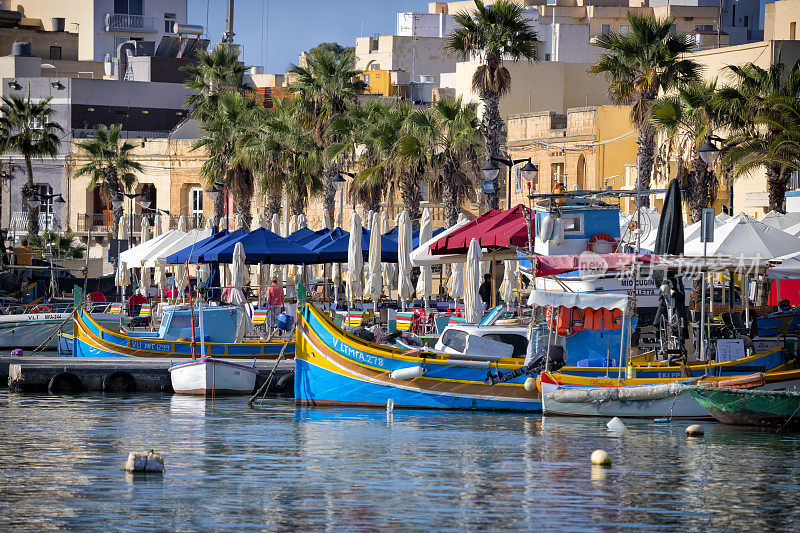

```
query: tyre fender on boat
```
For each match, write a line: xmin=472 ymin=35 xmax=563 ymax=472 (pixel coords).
xmin=389 ymin=366 xmax=426 ymax=380
xmin=540 ymin=214 xmax=555 ymax=242
xmin=276 ymin=372 xmax=294 ymax=394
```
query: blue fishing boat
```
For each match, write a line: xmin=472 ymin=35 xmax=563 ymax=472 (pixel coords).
xmin=72 ymin=306 xmax=294 ymax=358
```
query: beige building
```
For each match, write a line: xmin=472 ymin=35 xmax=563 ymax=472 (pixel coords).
xmin=505 ymin=105 xmax=637 ymax=204
xmin=355 ymin=34 xmax=456 ymax=86
xmin=1 ymin=0 xmax=189 ymax=62
xmin=765 ymin=0 xmax=800 ymax=41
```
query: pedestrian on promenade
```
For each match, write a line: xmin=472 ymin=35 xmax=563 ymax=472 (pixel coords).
xmin=268 ymin=278 xmax=284 ymax=325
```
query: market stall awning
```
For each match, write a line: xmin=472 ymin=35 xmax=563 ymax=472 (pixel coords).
xmin=165 ymin=229 xmax=248 ymax=264
xmin=429 ymin=205 xmax=532 ymax=254
xmin=382 ymin=226 xmax=445 ymax=248
xmin=317 ymin=228 xmax=400 ymax=262
xmin=203 ymin=227 xmax=320 ymax=264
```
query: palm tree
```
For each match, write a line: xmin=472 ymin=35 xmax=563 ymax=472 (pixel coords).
xmin=715 ymin=60 xmax=800 ymax=212
xmin=73 ymin=124 xmax=142 ymax=238
xmin=289 ymin=47 xmax=367 ymax=228
xmin=29 ymin=230 xmax=85 ymax=259
xmin=651 ymin=80 xmax=720 ymax=222
xmin=589 ymin=13 xmax=699 ymax=208
xmin=0 ymin=94 xmax=63 ymax=238
xmin=243 ymin=98 xmax=323 ymax=217
xmin=194 ymin=90 xmax=259 ymax=228
xmin=447 ymin=0 xmax=538 ymax=210
xmin=398 ymin=97 xmax=483 ymax=226
xmin=183 ymin=45 xmax=248 ymax=220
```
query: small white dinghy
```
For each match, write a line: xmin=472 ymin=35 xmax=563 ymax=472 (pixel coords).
xmin=168 ymin=357 xmax=258 ymax=395
xmin=167 ymin=264 xmax=258 ymax=395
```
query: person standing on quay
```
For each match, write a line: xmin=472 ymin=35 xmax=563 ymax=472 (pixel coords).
xmin=268 ymin=278 xmax=284 ymax=325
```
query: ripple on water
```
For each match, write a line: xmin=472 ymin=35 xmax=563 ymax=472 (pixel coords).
xmin=2 ymin=391 xmax=800 ymax=531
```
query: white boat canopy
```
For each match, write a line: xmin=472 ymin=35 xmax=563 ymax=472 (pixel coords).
xmin=527 ymin=289 xmax=629 ymax=312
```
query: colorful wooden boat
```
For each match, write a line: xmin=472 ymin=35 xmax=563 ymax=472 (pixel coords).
xmin=685 ymin=385 xmax=800 ymax=427
xmin=71 ymin=307 xmax=294 ymax=359
xmin=295 ymin=303 xmax=555 ymax=411
xmin=539 ymin=369 xmax=800 ymax=419
xmin=169 ymin=358 xmax=258 ymax=395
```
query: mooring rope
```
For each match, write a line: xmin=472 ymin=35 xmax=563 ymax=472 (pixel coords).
xmin=28 ymin=311 xmax=75 ymax=356
xmin=248 ymin=323 xmax=296 ymax=406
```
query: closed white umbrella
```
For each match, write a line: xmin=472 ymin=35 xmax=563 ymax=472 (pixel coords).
xmin=205 ymin=216 xmax=214 ymax=231
xmin=381 ymin=211 xmax=395 ymax=291
xmin=229 ymin=241 xmax=246 ymax=306
xmin=448 ymin=262 xmax=464 ymax=302
xmin=155 ymin=257 xmax=168 ymax=300
xmin=500 ymin=259 xmax=518 ymax=307
xmin=255 ymin=213 xmax=266 ymax=229
xmin=173 ymin=264 xmax=188 ymax=303
xmin=347 ymin=211 xmax=363 ymax=304
xmin=297 ymin=214 xmax=307 ymax=229
xmin=178 ymin=215 xmax=187 ymax=233
xmin=140 ymin=215 xmax=150 ymax=242
xmin=234 ymin=213 xmax=244 ymax=230
xmin=116 ymin=260 xmax=130 ymax=289
xmin=465 ymin=238 xmax=483 ymax=323
xmin=153 ymin=212 xmax=163 ymax=237
xmin=366 ymin=211 xmax=382 ymax=305
xmin=416 ymin=208 xmax=433 ymax=300
xmin=219 ymin=214 xmax=228 ymax=232
xmin=397 ymin=210 xmax=414 ymax=308
xmin=139 ymin=261 xmax=151 ymax=296
xmin=117 ymin=215 xmax=128 ymax=241
xmin=323 ymin=205 xmax=333 ymax=230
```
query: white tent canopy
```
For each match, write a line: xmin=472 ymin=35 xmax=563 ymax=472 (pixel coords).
xmin=528 ymin=289 xmax=629 ymax=311
xmin=760 ymin=210 xmax=800 ymax=230
xmin=684 ymin=213 xmax=800 ymax=260
xmin=119 ymin=230 xmax=183 ymax=268
xmin=141 ymin=229 xmax=212 ymax=268
xmin=767 ymin=256 xmax=800 ymax=279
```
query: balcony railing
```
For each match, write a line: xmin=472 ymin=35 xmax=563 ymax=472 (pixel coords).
xmin=105 ymin=13 xmax=157 ymax=33
xmin=9 ymin=212 xmax=58 ymax=235
xmin=169 ymin=214 xmax=206 ymax=230
xmin=77 ymin=212 xmax=114 ymax=234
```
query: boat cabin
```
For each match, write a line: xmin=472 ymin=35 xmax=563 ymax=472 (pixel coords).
xmin=128 ymin=306 xmax=244 ymax=343
xmin=534 ymin=200 xmax=621 ymax=257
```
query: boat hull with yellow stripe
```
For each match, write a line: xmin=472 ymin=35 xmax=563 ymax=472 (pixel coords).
xmin=295 ymin=304 xmax=542 ymax=411
xmin=72 ymin=308 xmax=294 ymax=358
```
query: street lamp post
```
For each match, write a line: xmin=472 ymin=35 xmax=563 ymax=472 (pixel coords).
xmin=332 ymin=171 xmax=352 ymax=307
xmin=485 ymin=155 xmax=539 ymax=209
xmin=27 ymin=191 xmax=66 ymax=299
xmin=123 ymin=192 xmax=151 ymax=246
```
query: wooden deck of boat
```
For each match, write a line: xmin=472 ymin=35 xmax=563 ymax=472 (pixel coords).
xmin=0 ymin=356 xmax=294 ymax=394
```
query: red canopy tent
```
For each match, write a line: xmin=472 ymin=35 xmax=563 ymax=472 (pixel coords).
xmin=429 ymin=205 xmax=533 ymax=254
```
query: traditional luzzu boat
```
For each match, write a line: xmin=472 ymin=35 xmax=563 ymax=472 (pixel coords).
xmin=684 ymin=385 xmax=800 ymax=426
xmin=71 ymin=306 xmax=294 ymax=358
xmin=295 ymin=303 xmax=562 ymax=410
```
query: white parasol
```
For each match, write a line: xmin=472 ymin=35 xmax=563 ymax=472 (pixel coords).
xmin=229 ymin=241 xmax=246 ymax=306
xmin=500 ymin=259 xmax=518 ymax=307
xmin=416 ymin=208 xmax=433 ymax=302
xmin=366 ymin=211 xmax=382 ymax=304
xmin=155 ymin=257 xmax=168 ymax=299
xmin=178 ymin=215 xmax=187 ymax=233
xmin=346 ymin=211 xmax=363 ymax=303
xmin=464 ymin=238 xmax=483 ymax=323
xmin=153 ymin=212 xmax=163 ymax=237
xmin=397 ymin=210 xmax=414 ymax=306
xmin=381 ymin=211 xmax=395 ymax=291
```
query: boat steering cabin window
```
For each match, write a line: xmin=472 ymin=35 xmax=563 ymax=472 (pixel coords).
xmin=561 ymin=214 xmax=583 ymax=234
xmin=441 ymin=329 xmax=467 ymax=352
xmin=483 ymin=334 xmax=528 ymax=358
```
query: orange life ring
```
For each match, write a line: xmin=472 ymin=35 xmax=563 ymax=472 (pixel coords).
xmin=32 ymin=304 xmax=53 ymax=314
xmin=587 ymin=233 xmax=617 ymax=254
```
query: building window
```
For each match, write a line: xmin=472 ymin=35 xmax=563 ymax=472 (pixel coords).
xmin=601 ymin=24 xmax=610 ymax=36
xmin=164 ymin=12 xmax=176 ymax=33
xmin=619 ymin=24 xmax=629 ymax=34
xmin=35 ymin=184 xmax=53 ymax=214
xmin=791 ymin=22 xmax=797 ymax=40
xmin=695 ymin=24 xmax=713 ymax=31
xmin=544 ymin=53 xmax=551 ymax=61
xmin=114 ymin=0 xmax=143 ymax=15
xmin=49 ymin=46 xmax=61 ymax=60
xmin=190 ymin=188 xmax=203 ymax=226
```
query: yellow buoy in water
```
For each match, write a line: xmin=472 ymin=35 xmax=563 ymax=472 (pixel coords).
xmin=524 ymin=377 xmax=537 ymax=392
xmin=686 ymin=424 xmax=704 ymax=437
xmin=590 ymin=449 xmax=612 ymax=467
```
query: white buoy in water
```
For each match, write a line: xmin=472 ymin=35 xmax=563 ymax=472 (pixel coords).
xmin=607 ymin=417 xmax=627 ymax=432
xmin=389 ymin=366 xmax=425 ymax=380
xmin=123 ymin=451 xmax=164 ymax=473
xmin=386 ymin=398 xmax=394 ymax=412
xmin=686 ymin=424 xmax=704 ymax=437
xmin=591 ymin=449 xmax=612 ymax=467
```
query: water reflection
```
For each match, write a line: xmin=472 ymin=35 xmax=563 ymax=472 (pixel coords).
xmin=2 ymin=392 xmax=800 ymax=530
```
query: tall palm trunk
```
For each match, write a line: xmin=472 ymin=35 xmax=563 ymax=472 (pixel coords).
xmin=400 ymin=163 xmax=422 ymax=222
xmin=767 ymin=165 xmax=789 ymax=213
xmin=213 ymin=187 xmax=225 ymax=225
xmin=230 ymin=166 xmax=253 ymax=229
xmin=265 ymin=185 xmax=282 ymax=219
xmin=322 ymin=165 xmax=337 ymax=230
xmin=482 ymin=90 xmax=503 ymax=210
xmin=24 ymin=156 xmax=40 ymax=238
xmin=442 ymin=159 xmax=460 ymax=227
xmin=636 ymin=126 xmax=656 ymax=209
xmin=683 ymin=155 xmax=715 ymax=223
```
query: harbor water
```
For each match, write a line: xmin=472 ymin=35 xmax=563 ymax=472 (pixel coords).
xmin=2 ymin=391 xmax=800 ymax=531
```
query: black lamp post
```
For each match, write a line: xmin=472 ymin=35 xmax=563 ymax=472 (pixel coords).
xmin=26 ymin=190 xmax=65 ymax=298
xmin=482 ymin=156 xmax=538 ymax=209
xmin=698 ymin=135 xmax=725 ymax=165
xmin=205 ymin=180 xmax=226 ymax=231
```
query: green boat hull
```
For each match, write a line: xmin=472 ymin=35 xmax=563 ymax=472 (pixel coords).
xmin=685 ymin=386 xmax=800 ymax=427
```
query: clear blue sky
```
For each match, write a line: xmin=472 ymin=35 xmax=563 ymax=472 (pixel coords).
xmin=187 ymin=0 xmax=431 ymax=74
